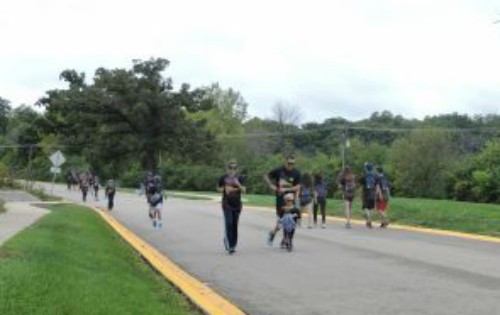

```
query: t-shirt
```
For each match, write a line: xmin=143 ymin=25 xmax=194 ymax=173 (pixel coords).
xmin=268 ymin=167 xmax=301 ymax=197
xmin=218 ymin=174 xmax=245 ymax=209
xmin=314 ymin=182 xmax=328 ymax=198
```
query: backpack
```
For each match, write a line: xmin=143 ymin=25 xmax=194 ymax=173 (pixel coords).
xmin=299 ymin=187 xmax=313 ymax=206
xmin=344 ymin=180 xmax=355 ymax=199
xmin=379 ymin=175 xmax=390 ymax=201
xmin=315 ymin=183 xmax=327 ymax=198
xmin=365 ymin=172 xmax=376 ymax=200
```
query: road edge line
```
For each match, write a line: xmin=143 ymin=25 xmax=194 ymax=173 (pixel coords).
xmin=245 ymin=205 xmax=500 ymax=244
xmin=94 ymin=208 xmax=246 ymax=315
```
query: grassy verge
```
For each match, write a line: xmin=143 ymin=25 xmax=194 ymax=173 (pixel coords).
xmin=0 ymin=200 xmax=5 ymax=214
xmin=174 ymin=190 xmax=500 ymax=237
xmin=0 ymin=203 xmax=199 ymax=315
xmin=27 ymin=188 xmax=63 ymax=202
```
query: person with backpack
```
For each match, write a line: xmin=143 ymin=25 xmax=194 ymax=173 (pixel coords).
xmin=217 ymin=160 xmax=246 ymax=254
xmin=105 ymin=179 xmax=116 ymax=211
xmin=92 ymin=175 xmax=100 ymax=201
xmin=376 ymin=165 xmax=391 ymax=228
xmin=149 ymin=185 xmax=164 ymax=228
xmin=338 ymin=165 xmax=356 ymax=229
xmin=264 ymin=154 xmax=301 ymax=247
xmin=299 ymin=173 xmax=314 ymax=229
xmin=313 ymin=173 xmax=328 ymax=228
xmin=359 ymin=162 xmax=377 ymax=228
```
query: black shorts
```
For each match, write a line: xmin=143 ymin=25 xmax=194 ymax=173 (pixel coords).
xmin=362 ymin=198 xmax=375 ymax=210
xmin=276 ymin=196 xmax=285 ymax=218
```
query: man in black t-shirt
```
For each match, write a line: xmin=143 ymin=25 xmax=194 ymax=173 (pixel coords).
xmin=264 ymin=154 xmax=301 ymax=246
xmin=217 ymin=160 xmax=246 ymax=254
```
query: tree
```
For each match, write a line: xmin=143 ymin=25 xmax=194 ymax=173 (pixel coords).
xmin=389 ymin=129 xmax=453 ymax=198
xmin=38 ymin=58 xmax=217 ymax=173
xmin=0 ymin=97 xmax=11 ymax=135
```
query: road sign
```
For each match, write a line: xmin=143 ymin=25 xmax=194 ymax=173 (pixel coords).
xmin=49 ymin=150 xmax=66 ymax=167
xmin=50 ymin=166 xmax=61 ymax=174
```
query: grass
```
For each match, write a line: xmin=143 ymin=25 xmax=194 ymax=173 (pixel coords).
xmin=0 ymin=203 xmax=199 ymax=315
xmin=0 ymin=200 xmax=5 ymax=214
xmin=27 ymin=187 xmax=63 ymax=202
xmin=173 ymin=190 xmax=500 ymax=237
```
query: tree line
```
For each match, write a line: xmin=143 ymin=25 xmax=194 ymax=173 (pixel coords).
xmin=1 ymin=57 xmax=500 ymax=203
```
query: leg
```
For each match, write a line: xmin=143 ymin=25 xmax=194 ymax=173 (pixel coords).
xmin=313 ymin=202 xmax=318 ymax=226
xmin=306 ymin=202 xmax=313 ymax=228
xmin=320 ymin=198 xmax=326 ymax=225
xmin=231 ymin=209 xmax=241 ymax=250
xmin=345 ymin=200 xmax=352 ymax=228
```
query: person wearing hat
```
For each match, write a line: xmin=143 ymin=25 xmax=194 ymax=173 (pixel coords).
xmin=359 ymin=162 xmax=377 ymax=228
xmin=264 ymin=154 xmax=301 ymax=246
xmin=275 ymin=192 xmax=301 ymax=251
xmin=217 ymin=160 xmax=246 ymax=254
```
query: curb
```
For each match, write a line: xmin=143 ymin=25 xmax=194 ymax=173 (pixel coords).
xmin=245 ymin=205 xmax=500 ymax=244
xmin=94 ymin=207 xmax=246 ymax=315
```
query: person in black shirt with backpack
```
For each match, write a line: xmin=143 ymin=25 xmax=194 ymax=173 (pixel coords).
xmin=217 ymin=160 xmax=246 ymax=254
xmin=359 ymin=162 xmax=377 ymax=228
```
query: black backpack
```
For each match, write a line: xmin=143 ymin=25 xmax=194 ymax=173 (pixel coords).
xmin=379 ymin=175 xmax=390 ymax=200
xmin=365 ymin=172 xmax=376 ymax=200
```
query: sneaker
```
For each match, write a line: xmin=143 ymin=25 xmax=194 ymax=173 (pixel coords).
xmin=366 ymin=221 xmax=373 ymax=229
xmin=153 ymin=220 xmax=157 ymax=228
xmin=158 ymin=222 xmax=163 ymax=228
xmin=321 ymin=223 xmax=326 ymax=229
xmin=228 ymin=248 xmax=236 ymax=255
xmin=267 ymin=232 xmax=275 ymax=246
xmin=345 ymin=222 xmax=351 ymax=229
xmin=224 ymin=238 xmax=229 ymax=251
xmin=280 ymin=239 xmax=286 ymax=249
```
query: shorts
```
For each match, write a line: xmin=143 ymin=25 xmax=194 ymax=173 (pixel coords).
xmin=362 ymin=198 xmax=375 ymax=210
xmin=377 ymin=199 xmax=388 ymax=212
xmin=151 ymin=202 xmax=163 ymax=212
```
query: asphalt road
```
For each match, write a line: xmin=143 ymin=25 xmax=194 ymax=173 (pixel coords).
xmin=42 ymin=183 xmax=500 ymax=315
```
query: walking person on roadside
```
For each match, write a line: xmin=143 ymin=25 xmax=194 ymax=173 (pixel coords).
xmin=338 ymin=165 xmax=356 ymax=229
xmin=92 ymin=175 xmax=100 ymax=201
xmin=359 ymin=162 xmax=377 ymax=228
xmin=149 ymin=185 xmax=164 ymax=228
xmin=105 ymin=179 xmax=116 ymax=212
xmin=313 ymin=172 xmax=328 ymax=228
xmin=299 ymin=173 xmax=314 ymax=229
xmin=264 ymin=154 xmax=301 ymax=247
xmin=376 ymin=165 xmax=391 ymax=228
xmin=217 ymin=160 xmax=246 ymax=254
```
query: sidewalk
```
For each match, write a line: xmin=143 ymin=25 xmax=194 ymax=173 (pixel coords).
xmin=0 ymin=202 xmax=49 ymax=246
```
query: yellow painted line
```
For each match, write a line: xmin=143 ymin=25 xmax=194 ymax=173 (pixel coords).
xmin=245 ymin=205 xmax=500 ymax=244
xmin=94 ymin=208 xmax=246 ymax=315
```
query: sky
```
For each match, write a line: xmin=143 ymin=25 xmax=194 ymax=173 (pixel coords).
xmin=1 ymin=0 xmax=500 ymax=123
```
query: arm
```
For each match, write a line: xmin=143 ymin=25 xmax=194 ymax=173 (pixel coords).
xmin=217 ymin=176 xmax=225 ymax=193
xmin=263 ymin=172 xmax=277 ymax=192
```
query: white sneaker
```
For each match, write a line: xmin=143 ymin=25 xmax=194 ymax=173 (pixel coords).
xmin=321 ymin=223 xmax=326 ymax=229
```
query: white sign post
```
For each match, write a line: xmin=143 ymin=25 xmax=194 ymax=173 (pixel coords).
xmin=49 ymin=151 xmax=66 ymax=194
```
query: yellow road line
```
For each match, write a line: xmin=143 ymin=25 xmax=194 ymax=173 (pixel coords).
xmin=245 ymin=205 xmax=500 ymax=244
xmin=94 ymin=208 xmax=246 ymax=315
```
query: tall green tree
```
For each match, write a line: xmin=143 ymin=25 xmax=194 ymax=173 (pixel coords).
xmin=389 ymin=129 xmax=453 ymax=198
xmin=38 ymin=58 xmax=217 ymax=173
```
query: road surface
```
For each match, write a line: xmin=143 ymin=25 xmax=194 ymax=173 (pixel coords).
xmin=41 ymin=183 xmax=500 ymax=315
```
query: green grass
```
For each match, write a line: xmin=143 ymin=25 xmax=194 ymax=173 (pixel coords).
xmin=174 ymin=190 xmax=500 ymax=237
xmin=0 ymin=200 xmax=5 ymax=214
xmin=0 ymin=203 xmax=199 ymax=315
xmin=27 ymin=188 xmax=63 ymax=202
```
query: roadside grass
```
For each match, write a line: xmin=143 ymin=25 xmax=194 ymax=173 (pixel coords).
xmin=0 ymin=199 xmax=5 ymax=213
xmin=26 ymin=187 xmax=62 ymax=202
xmin=174 ymin=190 xmax=500 ymax=237
xmin=0 ymin=203 xmax=199 ymax=315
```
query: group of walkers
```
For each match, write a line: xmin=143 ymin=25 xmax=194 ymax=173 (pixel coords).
xmin=217 ymin=154 xmax=391 ymax=254
xmin=66 ymin=170 xmax=116 ymax=211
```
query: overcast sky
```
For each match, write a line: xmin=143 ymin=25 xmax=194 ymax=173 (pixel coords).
xmin=1 ymin=0 xmax=500 ymax=122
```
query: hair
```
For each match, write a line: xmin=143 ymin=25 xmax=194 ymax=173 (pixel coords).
xmin=314 ymin=172 xmax=323 ymax=184
xmin=343 ymin=167 xmax=354 ymax=182
xmin=301 ymin=173 xmax=313 ymax=189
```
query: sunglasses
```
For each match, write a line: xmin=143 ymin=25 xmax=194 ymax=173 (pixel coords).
xmin=227 ymin=165 xmax=238 ymax=170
